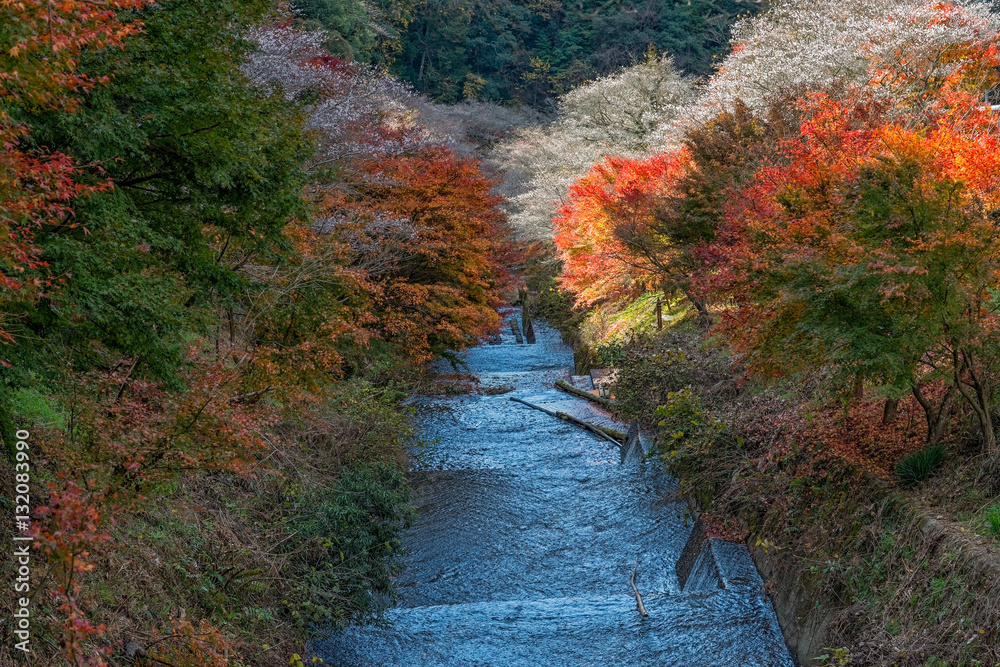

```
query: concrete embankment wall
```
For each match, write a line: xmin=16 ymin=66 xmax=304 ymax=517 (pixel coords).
xmin=676 ymin=518 xmax=832 ymax=666
xmin=678 ymin=504 xmax=1000 ymax=666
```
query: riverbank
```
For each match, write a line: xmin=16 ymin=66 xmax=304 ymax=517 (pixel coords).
xmin=606 ymin=312 xmax=1000 ymax=666
xmin=0 ymin=379 xmax=416 ymax=666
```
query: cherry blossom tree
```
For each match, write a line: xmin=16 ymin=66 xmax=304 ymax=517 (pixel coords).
xmin=687 ymin=0 xmax=1000 ymax=127
xmin=495 ymin=54 xmax=695 ymax=239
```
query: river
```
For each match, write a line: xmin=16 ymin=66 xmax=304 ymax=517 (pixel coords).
xmin=317 ymin=311 xmax=795 ymax=666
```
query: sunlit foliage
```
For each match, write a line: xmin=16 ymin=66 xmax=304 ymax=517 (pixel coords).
xmin=546 ymin=0 xmax=1000 ymax=455
xmin=498 ymin=54 xmax=694 ymax=239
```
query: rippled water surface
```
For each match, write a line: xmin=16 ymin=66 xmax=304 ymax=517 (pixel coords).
xmin=316 ymin=314 xmax=794 ymax=666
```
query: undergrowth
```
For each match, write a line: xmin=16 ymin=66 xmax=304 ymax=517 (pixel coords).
xmin=983 ymin=503 xmax=1000 ymax=541
xmin=0 ymin=379 xmax=416 ymax=666
xmin=896 ymin=446 xmax=946 ymax=487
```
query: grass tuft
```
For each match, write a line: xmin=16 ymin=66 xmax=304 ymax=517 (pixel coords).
xmin=983 ymin=503 xmax=1000 ymax=541
xmin=896 ymin=444 xmax=945 ymax=487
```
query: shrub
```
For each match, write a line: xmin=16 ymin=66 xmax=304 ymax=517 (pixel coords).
xmin=283 ymin=463 xmax=414 ymax=628
xmin=596 ymin=340 xmax=628 ymax=368
xmin=653 ymin=388 xmax=710 ymax=447
xmin=895 ymin=445 xmax=945 ymax=487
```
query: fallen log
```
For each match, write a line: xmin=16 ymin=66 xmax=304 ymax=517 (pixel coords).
xmin=509 ymin=397 xmax=624 ymax=447
xmin=554 ymin=379 xmax=615 ymax=408
xmin=631 ymin=559 xmax=649 ymax=617
xmin=593 ymin=422 xmax=628 ymax=442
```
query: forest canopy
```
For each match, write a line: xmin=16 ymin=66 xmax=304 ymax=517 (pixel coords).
xmin=293 ymin=0 xmax=762 ymax=104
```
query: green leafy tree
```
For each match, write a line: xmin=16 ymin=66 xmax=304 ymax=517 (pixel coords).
xmin=292 ymin=0 xmax=419 ymax=61
xmin=13 ymin=0 xmax=311 ymax=389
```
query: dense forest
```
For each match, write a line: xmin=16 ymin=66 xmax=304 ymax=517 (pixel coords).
xmin=294 ymin=0 xmax=761 ymax=104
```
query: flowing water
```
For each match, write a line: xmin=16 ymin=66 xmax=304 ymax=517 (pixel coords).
xmin=316 ymin=312 xmax=795 ymax=666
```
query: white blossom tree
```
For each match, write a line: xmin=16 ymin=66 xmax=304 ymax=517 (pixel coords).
xmin=243 ymin=24 xmax=424 ymax=168
xmin=244 ymin=24 xmax=538 ymax=164
xmin=685 ymin=0 xmax=1000 ymax=127
xmin=495 ymin=54 xmax=695 ymax=239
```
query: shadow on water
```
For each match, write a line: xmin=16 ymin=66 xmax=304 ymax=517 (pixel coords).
xmin=315 ymin=314 xmax=795 ymax=667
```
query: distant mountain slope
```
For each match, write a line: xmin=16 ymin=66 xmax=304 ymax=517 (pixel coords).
xmin=294 ymin=0 xmax=762 ymax=105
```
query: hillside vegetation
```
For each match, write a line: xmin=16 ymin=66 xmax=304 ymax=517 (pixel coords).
xmin=293 ymin=0 xmax=761 ymax=104
xmin=7 ymin=0 xmax=1000 ymax=664
xmin=0 ymin=2 xmax=514 ymax=664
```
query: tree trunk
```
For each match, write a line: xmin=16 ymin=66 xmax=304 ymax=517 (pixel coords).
xmin=417 ymin=22 xmax=430 ymax=82
xmin=962 ymin=392 xmax=995 ymax=453
xmin=882 ymin=398 xmax=899 ymax=425
xmin=682 ymin=289 xmax=710 ymax=327
xmin=913 ymin=384 xmax=955 ymax=445
xmin=853 ymin=378 xmax=865 ymax=400
xmin=953 ymin=347 xmax=997 ymax=454
xmin=983 ymin=413 xmax=997 ymax=454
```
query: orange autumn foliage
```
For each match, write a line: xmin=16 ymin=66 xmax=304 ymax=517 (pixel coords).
xmin=553 ymin=1 xmax=1000 ymax=458
xmin=315 ymin=145 xmax=510 ymax=363
xmin=553 ymin=150 xmax=690 ymax=307
xmin=703 ymin=91 xmax=1000 ymax=447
